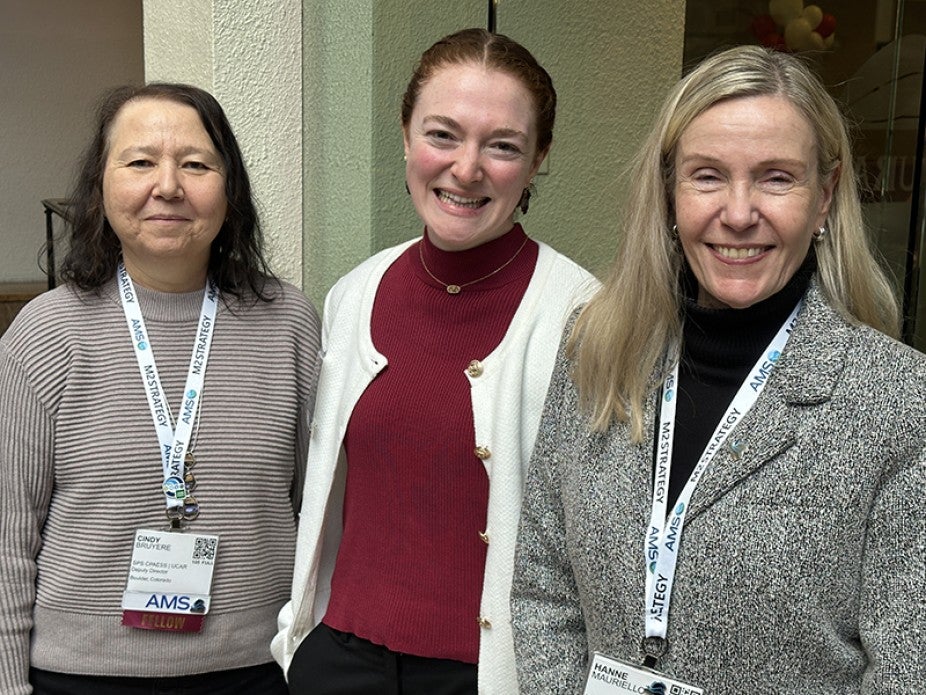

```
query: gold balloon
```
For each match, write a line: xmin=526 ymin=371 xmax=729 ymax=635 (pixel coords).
xmin=802 ymin=4 xmax=823 ymax=29
xmin=769 ymin=0 xmax=803 ymax=26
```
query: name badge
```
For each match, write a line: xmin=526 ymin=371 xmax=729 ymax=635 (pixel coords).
xmin=121 ymin=528 xmax=219 ymax=633
xmin=585 ymin=653 xmax=704 ymax=695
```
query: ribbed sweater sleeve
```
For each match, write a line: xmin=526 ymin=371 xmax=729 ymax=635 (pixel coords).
xmin=0 ymin=344 xmax=54 ymax=695
xmin=0 ymin=278 xmax=320 ymax=691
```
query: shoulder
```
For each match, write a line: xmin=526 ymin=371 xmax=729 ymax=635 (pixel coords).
xmin=533 ymin=242 xmax=600 ymax=312
xmin=536 ymin=242 xmax=597 ymax=284
xmin=217 ymin=284 xmax=322 ymax=373
xmin=325 ymin=239 xmax=416 ymax=313
xmin=269 ymin=279 xmax=320 ymax=321
xmin=850 ymin=321 xmax=924 ymax=370
xmin=225 ymin=279 xmax=320 ymax=331
xmin=338 ymin=240 xmax=415 ymax=286
xmin=2 ymin=284 xmax=111 ymax=354
xmin=548 ymin=308 xmax=583 ymax=383
xmin=514 ymin=244 xmax=598 ymax=331
xmin=9 ymin=283 xmax=104 ymax=319
xmin=842 ymin=324 xmax=925 ymax=419
xmin=795 ymin=283 xmax=925 ymax=376
xmin=786 ymin=285 xmax=925 ymax=431
xmin=787 ymin=293 xmax=925 ymax=486
xmin=0 ymin=285 xmax=115 ymax=405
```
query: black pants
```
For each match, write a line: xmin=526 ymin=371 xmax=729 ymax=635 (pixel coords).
xmin=287 ymin=623 xmax=477 ymax=695
xmin=30 ymin=662 xmax=288 ymax=695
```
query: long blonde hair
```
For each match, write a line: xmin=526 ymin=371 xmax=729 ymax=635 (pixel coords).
xmin=570 ymin=45 xmax=900 ymax=440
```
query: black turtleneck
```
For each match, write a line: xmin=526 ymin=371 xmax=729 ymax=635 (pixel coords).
xmin=664 ymin=253 xmax=816 ymax=507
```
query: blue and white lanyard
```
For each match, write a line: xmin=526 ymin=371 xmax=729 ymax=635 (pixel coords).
xmin=117 ymin=264 xmax=219 ymax=510
xmin=643 ymin=300 xmax=802 ymax=643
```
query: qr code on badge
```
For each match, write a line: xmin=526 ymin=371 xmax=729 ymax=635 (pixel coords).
xmin=193 ymin=537 xmax=217 ymax=561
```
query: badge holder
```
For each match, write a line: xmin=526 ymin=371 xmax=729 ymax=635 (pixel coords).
xmin=121 ymin=528 xmax=219 ymax=633
xmin=584 ymin=652 xmax=704 ymax=695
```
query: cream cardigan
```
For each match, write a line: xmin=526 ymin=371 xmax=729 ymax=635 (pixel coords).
xmin=273 ymin=238 xmax=596 ymax=693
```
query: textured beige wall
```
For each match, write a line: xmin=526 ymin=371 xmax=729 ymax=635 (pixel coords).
xmin=144 ymin=0 xmax=304 ymax=287
xmin=213 ymin=1 xmax=303 ymax=286
xmin=143 ymin=0 xmax=213 ymax=89
xmin=0 ymin=0 xmax=143 ymax=283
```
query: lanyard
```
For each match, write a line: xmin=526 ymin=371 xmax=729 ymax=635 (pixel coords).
xmin=117 ymin=264 xmax=219 ymax=511
xmin=642 ymin=300 xmax=802 ymax=658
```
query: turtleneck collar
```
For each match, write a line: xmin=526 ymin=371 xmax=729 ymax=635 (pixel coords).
xmin=681 ymin=250 xmax=816 ymax=373
xmin=415 ymin=224 xmax=534 ymax=291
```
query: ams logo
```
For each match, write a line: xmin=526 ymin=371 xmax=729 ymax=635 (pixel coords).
xmin=146 ymin=593 xmax=191 ymax=611
xmin=145 ymin=594 xmax=206 ymax=613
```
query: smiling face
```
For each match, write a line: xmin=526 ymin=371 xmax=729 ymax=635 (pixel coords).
xmin=403 ymin=62 xmax=546 ymax=251
xmin=103 ymin=97 xmax=227 ymax=291
xmin=673 ymin=94 xmax=834 ymax=309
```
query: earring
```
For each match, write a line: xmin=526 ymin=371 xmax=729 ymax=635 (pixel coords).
xmin=812 ymin=225 xmax=828 ymax=241
xmin=671 ymin=224 xmax=678 ymax=236
xmin=518 ymin=180 xmax=536 ymax=215
xmin=518 ymin=188 xmax=531 ymax=215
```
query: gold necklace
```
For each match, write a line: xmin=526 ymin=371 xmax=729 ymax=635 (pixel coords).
xmin=418 ymin=236 xmax=530 ymax=294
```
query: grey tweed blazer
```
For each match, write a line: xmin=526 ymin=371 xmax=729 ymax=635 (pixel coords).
xmin=511 ymin=280 xmax=925 ymax=694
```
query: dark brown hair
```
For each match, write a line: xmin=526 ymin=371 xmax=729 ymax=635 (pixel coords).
xmin=401 ymin=28 xmax=556 ymax=154
xmin=59 ymin=83 xmax=276 ymax=300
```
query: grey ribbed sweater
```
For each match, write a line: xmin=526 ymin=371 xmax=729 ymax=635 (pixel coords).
xmin=0 ymin=277 xmax=320 ymax=694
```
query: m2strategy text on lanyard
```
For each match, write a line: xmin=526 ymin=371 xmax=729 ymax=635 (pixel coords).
xmin=584 ymin=301 xmax=802 ymax=695
xmin=117 ymin=263 xmax=220 ymax=633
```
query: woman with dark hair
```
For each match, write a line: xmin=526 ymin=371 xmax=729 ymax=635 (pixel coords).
xmin=273 ymin=28 xmax=596 ymax=694
xmin=0 ymin=83 xmax=321 ymax=694
xmin=511 ymin=45 xmax=924 ymax=694
xmin=60 ymin=83 xmax=273 ymax=298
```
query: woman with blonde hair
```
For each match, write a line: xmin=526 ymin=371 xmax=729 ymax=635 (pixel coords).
xmin=511 ymin=45 xmax=924 ymax=694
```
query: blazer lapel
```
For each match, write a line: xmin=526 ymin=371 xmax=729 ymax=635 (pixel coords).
xmin=683 ymin=282 xmax=849 ymax=522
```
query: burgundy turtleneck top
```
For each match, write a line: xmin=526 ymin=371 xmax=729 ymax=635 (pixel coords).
xmin=323 ymin=224 xmax=538 ymax=664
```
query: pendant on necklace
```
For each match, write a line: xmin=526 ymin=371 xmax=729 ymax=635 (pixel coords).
xmin=446 ymin=284 xmax=461 ymax=295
